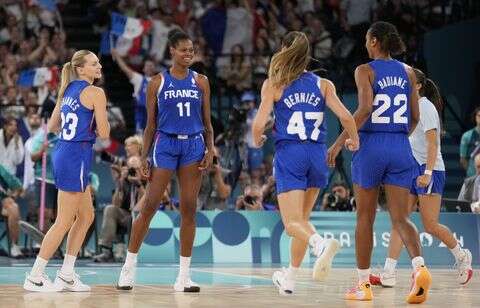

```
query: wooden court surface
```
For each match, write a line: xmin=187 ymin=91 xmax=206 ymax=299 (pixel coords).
xmin=1 ymin=268 xmax=478 ymax=308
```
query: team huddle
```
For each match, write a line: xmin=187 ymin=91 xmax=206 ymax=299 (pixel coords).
xmin=22 ymin=22 xmax=473 ymax=304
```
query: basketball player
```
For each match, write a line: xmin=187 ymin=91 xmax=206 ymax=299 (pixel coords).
xmin=117 ymin=29 xmax=214 ymax=292
xmin=328 ymin=21 xmax=432 ymax=303
xmin=370 ymin=69 xmax=473 ymax=287
xmin=24 ymin=50 xmax=110 ymax=292
xmin=252 ymin=31 xmax=359 ymax=295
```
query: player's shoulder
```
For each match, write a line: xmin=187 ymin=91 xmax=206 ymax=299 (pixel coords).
xmin=82 ymin=85 xmax=105 ymax=97
xmin=355 ymin=63 xmax=373 ymax=75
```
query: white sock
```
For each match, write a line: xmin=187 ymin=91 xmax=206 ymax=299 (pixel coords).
xmin=308 ymin=233 xmax=323 ymax=248
xmin=411 ymin=256 xmax=425 ymax=270
xmin=30 ymin=256 xmax=48 ymax=278
xmin=285 ymin=264 xmax=299 ymax=281
xmin=450 ymin=243 xmax=465 ymax=261
xmin=60 ymin=254 xmax=77 ymax=277
xmin=357 ymin=268 xmax=370 ymax=284
xmin=125 ymin=251 xmax=138 ymax=267
xmin=384 ymin=258 xmax=397 ymax=273
xmin=179 ymin=256 xmax=191 ymax=278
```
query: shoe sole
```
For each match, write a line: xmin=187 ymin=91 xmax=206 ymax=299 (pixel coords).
xmin=406 ymin=269 xmax=432 ymax=304
xmin=272 ymin=274 xmax=293 ymax=295
xmin=312 ymin=240 xmax=340 ymax=281
xmin=116 ymin=284 xmax=133 ymax=290
xmin=23 ymin=283 xmax=60 ymax=293
xmin=380 ymin=278 xmax=396 ymax=288
xmin=174 ymin=286 xmax=200 ymax=293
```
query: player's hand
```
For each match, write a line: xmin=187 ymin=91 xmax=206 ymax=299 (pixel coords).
xmin=327 ymin=144 xmax=341 ymax=168
xmin=199 ymin=150 xmax=214 ymax=170
xmin=140 ymin=158 xmax=151 ymax=179
xmin=416 ymin=174 xmax=431 ymax=188
xmin=345 ymin=138 xmax=359 ymax=151
xmin=253 ymin=135 xmax=267 ymax=148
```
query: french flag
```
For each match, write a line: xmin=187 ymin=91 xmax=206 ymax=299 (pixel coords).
xmin=17 ymin=67 xmax=58 ymax=88
xmin=103 ymin=12 xmax=151 ymax=56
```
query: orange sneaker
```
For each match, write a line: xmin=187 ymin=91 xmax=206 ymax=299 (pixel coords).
xmin=406 ymin=265 xmax=432 ymax=304
xmin=344 ymin=282 xmax=373 ymax=301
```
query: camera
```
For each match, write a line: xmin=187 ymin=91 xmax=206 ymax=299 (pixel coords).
xmin=212 ymin=156 xmax=218 ymax=165
xmin=100 ymin=150 xmax=126 ymax=166
xmin=244 ymin=195 xmax=257 ymax=205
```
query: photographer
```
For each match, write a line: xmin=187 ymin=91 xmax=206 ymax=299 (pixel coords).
xmin=93 ymin=155 xmax=145 ymax=262
xmin=198 ymin=148 xmax=232 ymax=210
xmin=100 ymin=135 xmax=142 ymax=167
xmin=321 ymin=182 xmax=354 ymax=212
xmin=235 ymin=184 xmax=264 ymax=211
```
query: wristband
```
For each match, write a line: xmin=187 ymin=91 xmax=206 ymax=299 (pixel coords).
xmin=424 ymin=170 xmax=432 ymax=176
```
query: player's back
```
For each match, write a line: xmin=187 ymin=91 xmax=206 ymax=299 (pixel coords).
xmin=156 ymin=69 xmax=204 ymax=135
xmin=58 ymin=80 xmax=96 ymax=143
xmin=272 ymin=72 xmax=329 ymax=194
xmin=352 ymin=59 xmax=416 ymax=189
xmin=273 ymin=72 xmax=327 ymax=144
xmin=361 ymin=59 xmax=411 ymax=134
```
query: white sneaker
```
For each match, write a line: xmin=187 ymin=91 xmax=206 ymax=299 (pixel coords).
xmin=272 ymin=268 xmax=295 ymax=295
xmin=24 ymin=272 xmax=60 ymax=292
xmin=11 ymin=244 xmax=23 ymax=258
xmin=380 ymin=270 xmax=396 ymax=287
xmin=117 ymin=264 xmax=136 ymax=290
xmin=54 ymin=271 xmax=91 ymax=292
xmin=455 ymin=249 xmax=473 ymax=285
xmin=174 ymin=276 xmax=200 ymax=292
xmin=312 ymin=238 xmax=340 ymax=281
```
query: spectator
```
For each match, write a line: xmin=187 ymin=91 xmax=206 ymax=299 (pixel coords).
xmin=458 ymin=153 xmax=480 ymax=205
xmin=218 ymin=44 xmax=252 ymax=95
xmin=221 ymin=0 xmax=254 ymax=54
xmin=197 ymin=148 xmax=232 ymax=210
xmin=111 ymin=49 xmax=157 ymax=133
xmin=93 ymin=155 xmax=145 ymax=262
xmin=321 ymin=182 xmax=354 ymax=211
xmin=261 ymin=175 xmax=278 ymax=210
xmin=0 ymin=116 xmax=24 ymax=175
xmin=236 ymin=184 xmax=264 ymax=211
xmin=460 ymin=107 xmax=480 ymax=177
xmin=0 ymin=164 xmax=23 ymax=257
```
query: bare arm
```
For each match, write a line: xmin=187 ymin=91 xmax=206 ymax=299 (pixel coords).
xmin=252 ymin=79 xmax=276 ymax=147
xmin=332 ymin=64 xmax=373 ymax=149
xmin=424 ymin=129 xmax=438 ymax=172
xmin=141 ymin=75 xmax=161 ymax=161
xmin=213 ymin=167 xmax=232 ymax=199
xmin=406 ymin=66 xmax=420 ymax=135
xmin=82 ymin=86 xmax=110 ymax=139
xmin=47 ymin=100 xmax=62 ymax=133
xmin=196 ymin=74 xmax=214 ymax=170
xmin=112 ymin=49 xmax=135 ymax=80
xmin=323 ymin=79 xmax=358 ymax=144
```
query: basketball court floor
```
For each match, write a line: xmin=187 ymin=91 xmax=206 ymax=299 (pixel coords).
xmin=0 ymin=259 xmax=478 ymax=308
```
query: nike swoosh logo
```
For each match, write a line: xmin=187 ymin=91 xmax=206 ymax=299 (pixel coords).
xmin=28 ymin=279 xmax=43 ymax=287
xmin=58 ymin=276 xmax=74 ymax=285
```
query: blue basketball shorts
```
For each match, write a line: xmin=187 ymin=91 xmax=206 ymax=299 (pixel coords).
xmin=52 ymin=140 xmax=93 ymax=192
xmin=352 ymin=132 xmax=416 ymax=189
xmin=274 ymin=140 xmax=328 ymax=194
xmin=152 ymin=131 xmax=205 ymax=170
xmin=410 ymin=163 xmax=445 ymax=196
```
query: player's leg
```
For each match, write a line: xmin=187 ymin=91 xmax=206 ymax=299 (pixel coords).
xmin=24 ymin=190 xmax=82 ymax=292
xmin=117 ymin=167 xmax=174 ymax=290
xmin=385 ymin=184 xmax=431 ymax=304
xmin=174 ymin=161 xmax=203 ymax=292
xmin=418 ymin=193 xmax=472 ymax=284
xmin=54 ymin=187 xmax=95 ymax=291
xmin=371 ymin=194 xmax=417 ymax=287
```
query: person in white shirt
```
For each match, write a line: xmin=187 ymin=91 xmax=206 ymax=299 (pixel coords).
xmin=0 ymin=116 xmax=24 ymax=176
xmin=370 ymin=69 xmax=473 ymax=287
xmin=111 ymin=49 xmax=157 ymax=134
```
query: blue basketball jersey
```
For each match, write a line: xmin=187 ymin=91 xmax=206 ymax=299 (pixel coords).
xmin=273 ymin=72 xmax=327 ymax=143
xmin=59 ymin=80 xmax=96 ymax=142
xmin=156 ymin=69 xmax=204 ymax=135
xmin=360 ymin=59 xmax=411 ymax=134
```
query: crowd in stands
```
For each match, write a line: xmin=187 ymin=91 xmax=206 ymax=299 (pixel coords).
xmin=0 ymin=0 xmax=479 ymax=260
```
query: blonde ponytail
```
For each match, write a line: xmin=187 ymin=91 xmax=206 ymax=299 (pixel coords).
xmin=55 ymin=49 xmax=93 ymax=106
xmin=268 ymin=31 xmax=310 ymax=88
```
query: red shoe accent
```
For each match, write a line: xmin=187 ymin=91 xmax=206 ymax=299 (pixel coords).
xmin=461 ymin=269 xmax=473 ymax=285
xmin=369 ymin=274 xmax=381 ymax=286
